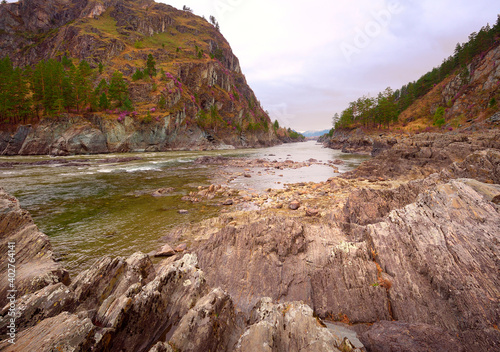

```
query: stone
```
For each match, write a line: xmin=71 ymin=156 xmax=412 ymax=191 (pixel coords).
xmin=305 ymin=208 xmax=319 ymax=217
xmin=174 ymin=243 xmax=188 ymax=252
xmin=0 ymin=188 xmax=69 ymax=308
xmin=71 ymin=252 xmax=155 ymax=310
xmin=152 ymin=187 xmax=175 ymax=197
xmin=235 ymin=298 xmax=345 ymax=352
xmin=178 ymin=209 xmax=189 ymax=214
xmin=360 ymin=321 xmax=465 ymax=352
xmin=223 ymin=199 xmax=234 ymax=205
xmin=169 ymin=288 xmax=240 ymax=352
xmin=148 ymin=342 xmax=174 ymax=352
xmin=492 ymin=194 xmax=500 ymax=204
xmin=155 ymin=244 xmax=176 ymax=257
xmin=289 ymin=200 xmax=301 ymax=210
xmin=0 ymin=283 xmax=75 ymax=334
xmin=0 ymin=312 xmax=96 ymax=352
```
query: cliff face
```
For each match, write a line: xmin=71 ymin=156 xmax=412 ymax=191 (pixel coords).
xmin=0 ymin=0 xmax=279 ymax=154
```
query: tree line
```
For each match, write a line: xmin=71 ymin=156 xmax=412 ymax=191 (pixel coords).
xmin=335 ymin=15 xmax=500 ymax=129
xmin=0 ymin=55 xmax=131 ymax=125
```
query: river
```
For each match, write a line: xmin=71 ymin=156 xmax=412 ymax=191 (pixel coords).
xmin=0 ymin=141 xmax=368 ymax=273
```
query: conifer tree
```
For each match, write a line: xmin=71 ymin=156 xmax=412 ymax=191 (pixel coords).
xmin=146 ymin=54 xmax=156 ymax=77
xmin=108 ymin=71 xmax=128 ymax=106
xmin=99 ymin=92 xmax=109 ymax=110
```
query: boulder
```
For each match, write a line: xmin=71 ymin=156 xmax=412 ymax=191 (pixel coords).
xmin=169 ymin=288 xmax=241 ymax=352
xmin=235 ymin=298 xmax=354 ymax=352
xmin=155 ymin=244 xmax=176 ymax=257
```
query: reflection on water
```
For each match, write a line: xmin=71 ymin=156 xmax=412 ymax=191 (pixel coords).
xmin=0 ymin=141 xmax=368 ymax=273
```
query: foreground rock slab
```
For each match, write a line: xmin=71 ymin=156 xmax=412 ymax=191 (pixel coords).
xmin=0 ymin=188 xmax=69 ymax=308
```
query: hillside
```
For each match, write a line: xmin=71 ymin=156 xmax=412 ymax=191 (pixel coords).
xmin=0 ymin=0 xmax=289 ymax=154
xmin=325 ymin=21 xmax=500 ymax=155
xmin=331 ymin=18 xmax=500 ymax=135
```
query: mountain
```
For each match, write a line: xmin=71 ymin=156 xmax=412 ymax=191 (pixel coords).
xmin=0 ymin=0 xmax=281 ymax=154
xmin=332 ymin=19 xmax=500 ymax=133
xmin=301 ymin=129 xmax=330 ymax=138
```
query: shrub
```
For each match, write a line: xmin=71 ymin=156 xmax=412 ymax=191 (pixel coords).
xmin=433 ymin=106 xmax=446 ymax=127
xmin=489 ymin=97 xmax=497 ymax=108
xmin=132 ymin=69 xmax=144 ymax=81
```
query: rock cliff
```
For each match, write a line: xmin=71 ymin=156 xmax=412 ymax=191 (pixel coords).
xmin=0 ymin=0 xmax=280 ymax=154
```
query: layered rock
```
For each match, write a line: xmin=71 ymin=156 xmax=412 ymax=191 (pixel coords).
xmin=0 ymin=112 xmax=276 ymax=156
xmin=324 ymin=128 xmax=398 ymax=156
xmin=342 ymin=130 xmax=500 ymax=181
xmin=0 ymin=188 xmax=69 ymax=308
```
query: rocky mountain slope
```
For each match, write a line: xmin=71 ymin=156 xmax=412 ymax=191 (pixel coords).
xmin=325 ymin=29 xmax=500 ymax=155
xmin=0 ymin=0 xmax=283 ymax=154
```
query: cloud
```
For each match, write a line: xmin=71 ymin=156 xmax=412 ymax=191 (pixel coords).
xmin=160 ymin=0 xmax=498 ymax=131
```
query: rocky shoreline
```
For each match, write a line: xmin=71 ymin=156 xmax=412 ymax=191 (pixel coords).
xmin=1 ymin=130 xmax=499 ymax=351
xmin=0 ymin=115 xmax=280 ymax=156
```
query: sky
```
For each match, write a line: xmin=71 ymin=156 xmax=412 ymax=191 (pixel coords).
xmin=156 ymin=0 xmax=498 ymax=132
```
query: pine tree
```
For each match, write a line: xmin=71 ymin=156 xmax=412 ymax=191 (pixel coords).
xmin=108 ymin=71 xmax=128 ymax=106
xmin=10 ymin=67 xmax=31 ymax=122
xmin=146 ymin=54 xmax=156 ymax=77
xmin=73 ymin=61 xmax=92 ymax=112
xmin=99 ymin=93 xmax=109 ymax=110
xmin=0 ymin=56 xmax=14 ymax=123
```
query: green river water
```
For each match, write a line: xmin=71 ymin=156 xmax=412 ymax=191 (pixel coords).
xmin=0 ymin=141 xmax=368 ymax=274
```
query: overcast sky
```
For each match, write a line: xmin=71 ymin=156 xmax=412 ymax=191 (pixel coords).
xmin=158 ymin=1 xmax=499 ymax=131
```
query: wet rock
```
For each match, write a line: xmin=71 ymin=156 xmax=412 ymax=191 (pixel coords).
xmin=152 ymin=187 xmax=175 ymax=197
xmin=360 ymin=321 xmax=465 ymax=352
xmin=155 ymin=244 xmax=176 ymax=257
xmin=194 ymin=156 xmax=231 ymax=164
xmin=289 ymin=200 xmax=301 ymax=210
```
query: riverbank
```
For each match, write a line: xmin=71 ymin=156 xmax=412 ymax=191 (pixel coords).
xmin=0 ymin=130 xmax=499 ymax=351
xmin=0 ymin=141 xmax=366 ymax=274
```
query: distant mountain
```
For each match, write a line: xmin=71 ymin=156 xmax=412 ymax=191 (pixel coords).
xmin=301 ymin=129 xmax=330 ymax=137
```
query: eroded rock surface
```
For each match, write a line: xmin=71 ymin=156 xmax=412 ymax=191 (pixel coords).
xmin=1 ymin=131 xmax=499 ymax=351
xmin=0 ymin=188 xmax=69 ymax=308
